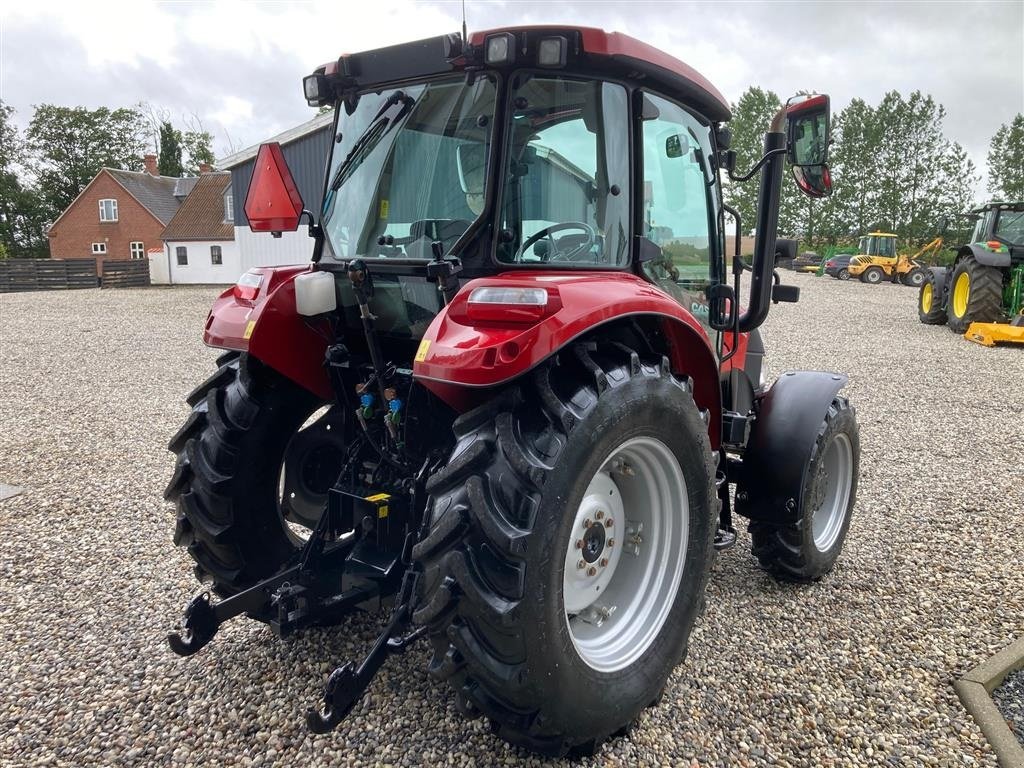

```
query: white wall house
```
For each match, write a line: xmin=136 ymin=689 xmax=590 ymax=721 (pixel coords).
xmin=159 ymin=172 xmax=239 ymax=284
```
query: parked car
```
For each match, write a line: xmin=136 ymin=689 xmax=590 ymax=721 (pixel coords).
xmin=825 ymin=254 xmax=854 ymax=280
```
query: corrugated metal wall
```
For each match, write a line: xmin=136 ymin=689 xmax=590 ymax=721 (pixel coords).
xmin=230 ymin=125 xmax=333 ymax=225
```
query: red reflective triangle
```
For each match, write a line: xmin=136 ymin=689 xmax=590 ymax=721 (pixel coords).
xmin=244 ymin=142 xmax=305 ymax=232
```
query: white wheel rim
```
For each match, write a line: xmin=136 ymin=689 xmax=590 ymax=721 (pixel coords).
xmin=562 ymin=437 xmax=689 ymax=673
xmin=810 ymin=433 xmax=853 ymax=552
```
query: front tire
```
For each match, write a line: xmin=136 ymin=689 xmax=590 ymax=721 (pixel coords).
xmin=902 ymin=268 xmax=925 ymax=287
xmin=918 ymin=268 xmax=948 ymax=325
xmin=164 ymin=353 xmax=343 ymax=595
xmin=750 ymin=398 xmax=859 ymax=582
xmin=947 ymin=256 xmax=1004 ymax=333
xmin=413 ymin=344 xmax=716 ymax=756
xmin=861 ymin=266 xmax=884 ymax=284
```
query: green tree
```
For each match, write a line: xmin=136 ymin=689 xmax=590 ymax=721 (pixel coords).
xmin=724 ymin=87 xmax=781 ymax=236
xmin=25 ymin=104 xmax=146 ymax=215
xmin=987 ymin=114 xmax=1024 ymax=200
xmin=0 ymin=102 xmax=50 ymax=258
xmin=158 ymin=121 xmax=184 ymax=177
xmin=182 ymin=129 xmax=216 ymax=174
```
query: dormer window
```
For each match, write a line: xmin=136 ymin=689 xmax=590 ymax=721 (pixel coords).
xmin=224 ymin=187 xmax=234 ymax=223
xmin=99 ymin=199 xmax=118 ymax=222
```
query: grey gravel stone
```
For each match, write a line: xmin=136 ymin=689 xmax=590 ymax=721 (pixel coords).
xmin=993 ymin=670 xmax=1024 ymax=746
xmin=0 ymin=274 xmax=1020 ymax=767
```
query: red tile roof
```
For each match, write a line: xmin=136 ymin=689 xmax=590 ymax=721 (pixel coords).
xmin=161 ymin=173 xmax=234 ymax=241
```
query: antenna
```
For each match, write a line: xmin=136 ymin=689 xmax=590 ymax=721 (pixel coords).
xmin=462 ymin=0 xmax=468 ymax=43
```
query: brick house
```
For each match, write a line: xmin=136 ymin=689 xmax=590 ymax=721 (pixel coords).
xmin=160 ymin=172 xmax=238 ymax=284
xmin=47 ymin=154 xmax=196 ymax=274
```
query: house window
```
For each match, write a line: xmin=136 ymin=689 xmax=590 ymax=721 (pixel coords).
xmin=176 ymin=246 xmax=188 ymax=266
xmin=91 ymin=242 xmax=107 ymax=255
xmin=210 ymin=245 xmax=222 ymax=265
xmin=130 ymin=241 xmax=145 ymax=259
xmin=224 ymin=189 xmax=234 ymax=223
xmin=98 ymin=199 xmax=118 ymax=222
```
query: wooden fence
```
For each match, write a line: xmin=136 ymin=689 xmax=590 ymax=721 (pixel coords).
xmin=101 ymin=260 xmax=151 ymax=288
xmin=0 ymin=259 xmax=152 ymax=292
xmin=0 ymin=259 xmax=98 ymax=293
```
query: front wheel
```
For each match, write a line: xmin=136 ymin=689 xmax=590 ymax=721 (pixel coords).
xmin=861 ymin=266 xmax=884 ymax=284
xmin=413 ymin=344 xmax=716 ymax=756
xmin=903 ymin=268 xmax=925 ymax=287
xmin=918 ymin=268 xmax=948 ymax=325
xmin=750 ymin=398 xmax=859 ymax=582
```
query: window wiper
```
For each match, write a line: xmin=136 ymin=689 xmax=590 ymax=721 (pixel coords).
xmin=328 ymin=90 xmax=416 ymax=193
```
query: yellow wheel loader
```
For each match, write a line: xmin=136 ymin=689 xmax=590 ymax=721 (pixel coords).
xmin=846 ymin=232 xmax=938 ymax=287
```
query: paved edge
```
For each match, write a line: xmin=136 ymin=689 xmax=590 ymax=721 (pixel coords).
xmin=956 ymin=636 xmax=1024 ymax=768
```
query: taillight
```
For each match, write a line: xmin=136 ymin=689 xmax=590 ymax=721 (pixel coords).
xmin=466 ymin=286 xmax=557 ymax=324
xmin=233 ymin=270 xmax=263 ymax=301
xmin=826 ymin=260 xmax=835 ymax=267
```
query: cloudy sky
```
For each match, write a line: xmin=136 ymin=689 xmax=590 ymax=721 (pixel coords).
xmin=2 ymin=0 xmax=1022 ymax=191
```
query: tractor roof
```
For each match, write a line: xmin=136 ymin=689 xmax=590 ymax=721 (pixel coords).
xmin=317 ymin=27 xmax=731 ymax=123
xmin=970 ymin=201 xmax=1024 ymax=213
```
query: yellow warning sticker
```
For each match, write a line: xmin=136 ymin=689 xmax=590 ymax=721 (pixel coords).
xmin=243 ymin=320 xmax=256 ymax=340
xmin=365 ymin=493 xmax=391 ymax=519
xmin=366 ymin=493 xmax=391 ymax=502
xmin=379 ymin=199 xmax=389 ymax=219
xmin=414 ymin=339 xmax=430 ymax=362
xmin=377 ymin=505 xmax=389 ymax=519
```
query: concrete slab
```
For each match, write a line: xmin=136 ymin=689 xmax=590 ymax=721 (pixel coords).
xmin=0 ymin=484 xmax=24 ymax=501
xmin=957 ymin=636 xmax=1024 ymax=768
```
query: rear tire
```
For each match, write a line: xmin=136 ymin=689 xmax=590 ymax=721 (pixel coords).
xmin=164 ymin=353 xmax=342 ymax=595
xmin=750 ymin=398 xmax=858 ymax=582
xmin=918 ymin=268 xmax=948 ymax=325
xmin=947 ymin=256 xmax=1004 ymax=333
xmin=413 ymin=343 xmax=716 ymax=756
xmin=860 ymin=266 xmax=884 ymax=284
xmin=837 ymin=268 xmax=850 ymax=281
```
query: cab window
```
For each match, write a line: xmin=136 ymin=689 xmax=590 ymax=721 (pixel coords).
xmin=639 ymin=92 xmax=717 ymax=325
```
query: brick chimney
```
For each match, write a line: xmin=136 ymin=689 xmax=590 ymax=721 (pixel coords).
xmin=143 ymin=154 xmax=159 ymax=176
xmin=199 ymin=163 xmax=213 ymax=174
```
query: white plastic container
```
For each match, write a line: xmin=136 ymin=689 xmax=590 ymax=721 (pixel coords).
xmin=294 ymin=270 xmax=337 ymax=316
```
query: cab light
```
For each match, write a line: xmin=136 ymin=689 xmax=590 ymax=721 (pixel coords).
xmin=233 ymin=270 xmax=263 ymax=301
xmin=302 ymin=73 xmax=329 ymax=107
xmin=485 ymin=33 xmax=515 ymax=65
xmin=537 ymin=36 xmax=567 ymax=68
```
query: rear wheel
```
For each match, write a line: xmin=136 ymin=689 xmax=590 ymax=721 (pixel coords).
xmin=750 ymin=398 xmax=858 ymax=582
xmin=918 ymin=268 xmax=948 ymax=325
xmin=861 ymin=266 xmax=884 ymax=284
xmin=164 ymin=353 xmax=345 ymax=595
xmin=947 ymin=256 xmax=1004 ymax=333
xmin=902 ymin=268 xmax=925 ymax=287
xmin=413 ymin=343 xmax=716 ymax=756
xmin=837 ymin=268 xmax=851 ymax=281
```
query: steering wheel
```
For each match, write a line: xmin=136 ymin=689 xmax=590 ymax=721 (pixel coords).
xmin=515 ymin=221 xmax=597 ymax=262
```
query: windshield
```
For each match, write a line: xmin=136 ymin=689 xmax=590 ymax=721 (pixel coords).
xmin=497 ymin=76 xmax=631 ymax=266
xmin=995 ymin=209 xmax=1024 ymax=244
xmin=321 ymin=77 xmax=497 ymax=261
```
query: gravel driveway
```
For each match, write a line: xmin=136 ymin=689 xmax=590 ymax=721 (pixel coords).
xmin=1 ymin=273 xmax=1021 ymax=767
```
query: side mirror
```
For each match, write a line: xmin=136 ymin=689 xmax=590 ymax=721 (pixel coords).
xmin=775 ymin=238 xmax=798 ymax=262
xmin=785 ymin=94 xmax=832 ymax=198
xmin=244 ymin=143 xmax=304 ymax=233
xmin=666 ymin=134 xmax=690 ymax=159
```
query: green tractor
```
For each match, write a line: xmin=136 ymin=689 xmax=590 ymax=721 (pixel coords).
xmin=918 ymin=202 xmax=1024 ymax=346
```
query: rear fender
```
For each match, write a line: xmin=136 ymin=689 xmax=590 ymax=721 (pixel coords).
xmin=413 ymin=271 xmax=723 ymax=446
xmin=203 ymin=265 xmax=332 ymax=399
xmin=963 ymin=243 xmax=1010 ymax=269
xmin=734 ymin=370 xmax=848 ymax=524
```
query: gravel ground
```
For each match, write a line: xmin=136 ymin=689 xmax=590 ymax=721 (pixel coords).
xmin=0 ymin=273 xmax=1021 ymax=767
xmin=993 ymin=670 xmax=1024 ymax=746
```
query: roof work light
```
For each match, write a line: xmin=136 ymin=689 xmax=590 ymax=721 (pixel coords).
xmin=484 ymin=33 xmax=515 ymax=65
xmin=537 ymin=36 xmax=567 ymax=67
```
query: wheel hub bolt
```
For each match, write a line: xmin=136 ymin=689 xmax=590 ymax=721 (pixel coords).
xmin=595 ymin=510 xmax=604 ymax=520
xmin=583 ymin=518 xmax=593 ymax=529
xmin=577 ymin=559 xmax=586 ymax=570
xmin=575 ymin=539 xmax=584 ymax=549
xmin=587 ymin=566 xmax=597 ymax=577
xmin=600 ymin=558 xmax=609 ymax=567
xmin=607 ymin=538 xmax=615 ymax=547
xmin=605 ymin=518 xmax=613 ymax=528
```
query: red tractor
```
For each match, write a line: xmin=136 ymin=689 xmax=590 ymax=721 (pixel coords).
xmin=166 ymin=27 xmax=859 ymax=756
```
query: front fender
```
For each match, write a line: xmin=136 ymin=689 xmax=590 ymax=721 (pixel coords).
xmin=412 ymin=270 xmax=723 ymax=445
xmin=735 ymin=370 xmax=849 ymax=524
xmin=203 ymin=265 xmax=332 ymax=400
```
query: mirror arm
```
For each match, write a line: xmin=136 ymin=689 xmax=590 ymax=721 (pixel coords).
xmin=738 ymin=106 xmax=788 ymax=333
xmin=727 ymin=147 xmax=788 ymax=183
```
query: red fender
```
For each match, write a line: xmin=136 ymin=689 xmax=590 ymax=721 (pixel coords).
xmin=202 ymin=265 xmax=333 ymax=400
xmin=413 ymin=271 xmax=723 ymax=447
